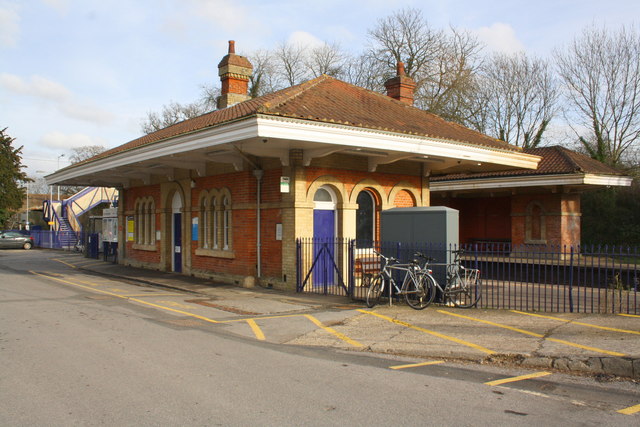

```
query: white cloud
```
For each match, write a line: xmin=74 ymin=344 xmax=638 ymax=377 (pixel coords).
xmin=287 ymin=31 xmax=324 ymax=49
xmin=40 ymin=131 xmax=107 ymax=150
xmin=0 ymin=73 xmax=71 ymax=100
xmin=475 ymin=22 xmax=526 ymax=54
xmin=187 ymin=0 xmax=260 ymax=33
xmin=0 ymin=2 xmax=20 ymax=47
xmin=0 ymin=73 xmax=114 ymax=124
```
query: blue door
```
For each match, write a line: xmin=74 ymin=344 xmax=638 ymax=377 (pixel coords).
xmin=313 ymin=209 xmax=335 ymax=286
xmin=173 ymin=213 xmax=182 ymax=273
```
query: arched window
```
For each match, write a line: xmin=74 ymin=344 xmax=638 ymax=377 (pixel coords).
xmin=148 ymin=200 xmax=156 ymax=245
xmin=356 ymin=190 xmax=374 ymax=248
xmin=199 ymin=195 xmax=208 ymax=248
xmin=134 ymin=200 xmax=141 ymax=243
xmin=134 ymin=197 xmax=155 ymax=246
xmin=525 ymin=201 xmax=546 ymax=244
xmin=223 ymin=196 xmax=231 ymax=250
xmin=211 ymin=197 xmax=219 ymax=249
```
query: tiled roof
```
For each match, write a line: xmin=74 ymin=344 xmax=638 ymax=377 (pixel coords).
xmin=72 ymin=75 xmax=522 ymax=168
xmin=431 ymin=146 xmax=626 ymax=181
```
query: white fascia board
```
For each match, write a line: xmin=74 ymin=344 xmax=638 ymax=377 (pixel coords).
xmin=431 ymin=173 xmax=633 ymax=192
xmin=255 ymin=115 xmax=540 ymax=170
xmin=582 ymin=174 xmax=633 ymax=187
xmin=47 ymin=118 xmax=260 ymax=184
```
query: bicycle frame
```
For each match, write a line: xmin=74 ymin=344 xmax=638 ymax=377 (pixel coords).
xmin=368 ymin=251 xmax=426 ymax=307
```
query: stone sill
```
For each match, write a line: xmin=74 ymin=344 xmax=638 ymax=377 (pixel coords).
xmin=132 ymin=243 xmax=157 ymax=252
xmin=195 ymin=248 xmax=235 ymax=259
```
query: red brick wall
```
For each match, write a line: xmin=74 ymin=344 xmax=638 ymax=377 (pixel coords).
xmin=221 ymin=77 xmax=249 ymax=95
xmin=189 ymin=169 xmax=282 ymax=278
xmin=435 ymin=196 xmax=511 ymax=244
xmin=305 ymin=167 xmax=422 ymax=201
xmin=394 ymin=189 xmax=416 ymax=207
xmin=511 ymin=193 xmax=581 ymax=247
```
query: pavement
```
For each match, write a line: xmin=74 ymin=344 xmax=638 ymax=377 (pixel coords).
xmin=69 ymin=256 xmax=640 ymax=380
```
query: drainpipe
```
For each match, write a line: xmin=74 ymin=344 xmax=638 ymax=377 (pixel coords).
xmin=253 ymin=169 xmax=264 ymax=279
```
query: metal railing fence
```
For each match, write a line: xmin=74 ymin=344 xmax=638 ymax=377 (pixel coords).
xmin=296 ymin=239 xmax=639 ymax=314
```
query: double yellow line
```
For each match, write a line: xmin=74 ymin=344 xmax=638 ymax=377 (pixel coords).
xmin=31 ymin=270 xmax=365 ymax=348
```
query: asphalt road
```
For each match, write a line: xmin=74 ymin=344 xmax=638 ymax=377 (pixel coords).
xmin=1 ymin=250 xmax=637 ymax=426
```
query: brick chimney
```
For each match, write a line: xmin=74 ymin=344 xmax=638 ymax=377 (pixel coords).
xmin=217 ymin=40 xmax=253 ymax=109
xmin=384 ymin=62 xmax=416 ymax=106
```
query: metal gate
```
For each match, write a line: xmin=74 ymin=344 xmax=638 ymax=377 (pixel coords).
xmin=296 ymin=238 xmax=351 ymax=296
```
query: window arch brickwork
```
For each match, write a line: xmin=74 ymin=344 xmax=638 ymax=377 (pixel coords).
xmin=195 ymin=187 xmax=233 ymax=258
xmin=133 ymin=196 xmax=156 ymax=249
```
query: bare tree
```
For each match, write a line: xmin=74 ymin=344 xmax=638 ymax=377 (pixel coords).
xmin=69 ymin=145 xmax=107 ymax=164
xmin=248 ymin=49 xmax=279 ymax=97
xmin=555 ymin=25 xmax=640 ymax=166
xmin=273 ymin=41 xmax=311 ymax=87
xmin=305 ymin=42 xmax=346 ymax=78
xmin=366 ymin=8 xmax=484 ymax=123
xmin=343 ymin=52 xmax=387 ymax=91
xmin=418 ymin=28 xmax=484 ymax=124
xmin=367 ymin=7 xmax=443 ymax=79
xmin=141 ymin=99 xmax=209 ymax=134
xmin=473 ymin=53 xmax=558 ymax=148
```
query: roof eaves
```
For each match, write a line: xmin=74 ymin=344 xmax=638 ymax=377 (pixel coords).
xmin=64 ymin=113 xmax=259 ymax=171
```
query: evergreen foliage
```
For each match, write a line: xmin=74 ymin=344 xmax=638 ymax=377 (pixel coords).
xmin=0 ymin=128 xmax=31 ymax=228
xmin=581 ymin=179 xmax=640 ymax=244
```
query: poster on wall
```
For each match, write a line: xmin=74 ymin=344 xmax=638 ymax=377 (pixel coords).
xmin=127 ymin=216 xmax=134 ymax=241
xmin=192 ymin=217 xmax=198 ymax=241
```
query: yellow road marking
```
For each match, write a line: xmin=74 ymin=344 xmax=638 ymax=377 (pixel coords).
xmin=485 ymin=371 xmax=552 ymax=386
xmin=51 ymin=258 xmax=77 ymax=269
xmin=155 ymin=300 xmax=196 ymax=310
xmin=358 ymin=309 xmax=495 ymax=355
xmin=219 ymin=314 xmax=306 ymax=323
xmin=79 ymin=261 xmax=107 ymax=268
xmin=246 ymin=319 xmax=265 ymax=341
xmin=618 ymin=313 xmax=640 ymax=318
xmin=511 ymin=310 xmax=640 ymax=335
xmin=437 ymin=310 xmax=626 ymax=357
xmin=30 ymin=271 xmax=219 ymax=324
xmin=617 ymin=403 xmax=640 ymax=415
xmin=72 ymin=259 xmax=101 ymax=265
xmin=390 ymin=360 xmax=444 ymax=370
xmin=303 ymin=314 xmax=363 ymax=348
xmin=116 ymin=293 xmax=182 ymax=297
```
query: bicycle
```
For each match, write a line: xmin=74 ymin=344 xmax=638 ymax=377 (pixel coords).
xmin=365 ymin=250 xmax=433 ymax=310
xmin=415 ymin=249 xmax=481 ymax=308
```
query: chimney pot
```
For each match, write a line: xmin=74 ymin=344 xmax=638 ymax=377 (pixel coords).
xmin=384 ymin=62 xmax=416 ymax=106
xmin=217 ymin=40 xmax=253 ymax=109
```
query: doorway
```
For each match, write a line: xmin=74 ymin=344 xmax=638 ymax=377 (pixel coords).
xmin=171 ymin=192 xmax=183 ymax=273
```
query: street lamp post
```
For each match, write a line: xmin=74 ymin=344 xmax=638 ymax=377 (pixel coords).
xmin=25 ymin=182 xmax=29 ymax=230
xmin=57 ymin=154 xmax=65 ymax=201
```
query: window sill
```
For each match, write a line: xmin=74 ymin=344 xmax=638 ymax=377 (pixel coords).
xmin=132 ymin=243 xmax=157 ymax=251
xmin=195 ymin=248 xmax=235 ymax=259
xmin=524 ymin=239 xmax=547 ymax=245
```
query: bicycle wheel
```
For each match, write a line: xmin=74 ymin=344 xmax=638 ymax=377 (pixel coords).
xmin=405 ymin=274 xmax=435 ymax=310
xmin=366 ymin=274 xmax=384 ymax=308
xmin=450 ymin=274 xmax=481 ymax=308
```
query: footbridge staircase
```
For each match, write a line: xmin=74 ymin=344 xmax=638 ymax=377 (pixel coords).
xmin=42 ymin=187 xmax=118 ymax=248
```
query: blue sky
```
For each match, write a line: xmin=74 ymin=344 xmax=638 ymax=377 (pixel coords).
xmin=1 ymin=0 xmax=638 ymax=177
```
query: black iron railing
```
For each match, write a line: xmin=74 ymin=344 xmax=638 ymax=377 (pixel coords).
xmin=296 ymin=239 xmax=639 ymax=314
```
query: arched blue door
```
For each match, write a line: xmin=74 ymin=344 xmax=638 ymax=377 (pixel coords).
xmin=313 ymin=187 xmax=336 ymax=287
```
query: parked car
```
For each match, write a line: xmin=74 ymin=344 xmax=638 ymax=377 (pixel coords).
xmin=0 ymin=231 xmax=34 ymax=250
